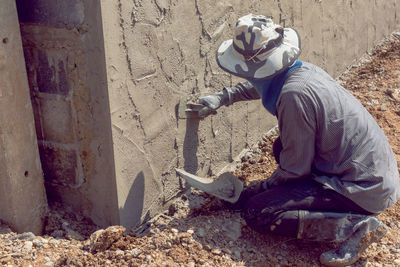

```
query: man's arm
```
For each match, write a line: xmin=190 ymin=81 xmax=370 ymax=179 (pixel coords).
xmin=226 ymin=81 xmax=261 ymax=104
xmin=266 ymin=90 xmax=317 ymax=187
xmin=197 ymin=81 xmax=260 ymax=117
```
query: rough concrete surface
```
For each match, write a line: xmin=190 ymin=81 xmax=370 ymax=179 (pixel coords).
xmin=0 ymin=0 xmax=47 ymax=234
xmin=100 ymin=0 xmax=400 ymax=228
xmin=14 ymin=0 xmax=400 ymax=230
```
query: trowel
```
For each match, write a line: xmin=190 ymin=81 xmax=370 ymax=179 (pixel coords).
xmin=177 ymin=97 xmax=216 ymax=119
xmin=176 ymin=168 xmax=243 ymax=203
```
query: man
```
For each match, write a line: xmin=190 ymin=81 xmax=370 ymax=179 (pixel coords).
xmin=197 ymin=14 xmax=400 ymax=266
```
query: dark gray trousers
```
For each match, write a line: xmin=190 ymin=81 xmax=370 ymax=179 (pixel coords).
xmin=242 ymin=137 xmax=373 ymax=238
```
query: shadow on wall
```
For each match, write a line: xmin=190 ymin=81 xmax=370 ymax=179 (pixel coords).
xmin=183 ymin=118 xmax=200 ymax=174
xmin=120 ymin=171 xmax=150 ymax=229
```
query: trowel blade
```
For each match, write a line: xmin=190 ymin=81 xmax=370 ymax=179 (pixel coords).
xmin=176 ymin=168 xmax=243 ymax=203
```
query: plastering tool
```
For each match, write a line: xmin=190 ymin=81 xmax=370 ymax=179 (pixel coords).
xmin=175 ymin=168 xmax=243 ymax=203
xmin=178 ymin=97 xmax=216 ymax=119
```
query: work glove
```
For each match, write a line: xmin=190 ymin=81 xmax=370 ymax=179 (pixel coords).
xmin=223 ymin=180 xmax=268 ymax=211
xmin=197 ymin=88 xmax=232 ymax=117
xmin=197 ymin=81 xmax=260 ymax=118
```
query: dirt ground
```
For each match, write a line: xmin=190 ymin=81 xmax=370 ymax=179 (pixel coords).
xmin=2 ymin=33 xmax=400 ymax=267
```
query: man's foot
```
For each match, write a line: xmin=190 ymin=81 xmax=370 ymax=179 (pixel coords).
xmin=319 ymin=217 xmax=387 ymax=266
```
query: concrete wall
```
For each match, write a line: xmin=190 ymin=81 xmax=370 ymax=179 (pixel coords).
xmin=101 ymin=0 xmax=400 ymax=228
xmin=16 ymin=0 xmax=400 ymax=229
xmin=0 ymin=0 xmax=47 ymax=234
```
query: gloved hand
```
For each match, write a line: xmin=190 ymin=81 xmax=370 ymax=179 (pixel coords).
xmin=197 ymin=88 xmax=232 ymax=117
xmin=223 ymin=180 xmax=268 ymax=211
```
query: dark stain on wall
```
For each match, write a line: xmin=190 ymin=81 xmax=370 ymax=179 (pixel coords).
xmin=16 ymin=0 xmax=84 ymax=27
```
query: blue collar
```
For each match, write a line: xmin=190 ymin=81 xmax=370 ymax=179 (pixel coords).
xmin=249 ymin=60 xmax=303 ymax=115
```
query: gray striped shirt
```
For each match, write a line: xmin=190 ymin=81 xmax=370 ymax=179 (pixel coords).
xmin=235 ymin=62 xmax=400 ymax=213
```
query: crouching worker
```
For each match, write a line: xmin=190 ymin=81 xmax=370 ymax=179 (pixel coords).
xmin=198 ymin=14 xmax=400 ymax=266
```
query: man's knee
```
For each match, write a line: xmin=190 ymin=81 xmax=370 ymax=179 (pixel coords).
xmin=241 ymin=198 xmax=276 ymax=233
xmin=242 ymin=200 xmax=299 ymax=237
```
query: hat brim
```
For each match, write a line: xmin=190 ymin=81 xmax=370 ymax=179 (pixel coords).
xmin=216 ymin=28 xmax=301 ymax=80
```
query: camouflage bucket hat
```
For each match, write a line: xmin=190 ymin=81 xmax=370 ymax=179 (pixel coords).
xmin=216 ymin=14 xmax=301 ymax=80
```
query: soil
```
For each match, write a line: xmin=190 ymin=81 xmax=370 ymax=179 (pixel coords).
xmin=2 ymin=33 xmax=400 ymax=267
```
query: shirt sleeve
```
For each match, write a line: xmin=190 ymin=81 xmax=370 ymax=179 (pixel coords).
xmin=266 ymin=90 xmax=317 ymax=187
xmin=226 ymin=81 xmax=261 ymax=105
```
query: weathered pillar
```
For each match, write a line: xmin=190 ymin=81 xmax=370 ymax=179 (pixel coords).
xmin=0 ymin=0 xmax=47 ymax=234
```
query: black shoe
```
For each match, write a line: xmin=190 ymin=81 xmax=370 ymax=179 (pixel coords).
xmin=320 ymin=217 xmax=387 ymax=266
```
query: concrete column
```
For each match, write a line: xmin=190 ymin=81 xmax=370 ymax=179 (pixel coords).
xmin=0 ymin=0 xmax=47 ymax=234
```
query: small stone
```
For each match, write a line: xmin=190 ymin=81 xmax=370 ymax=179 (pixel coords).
xmin=233 ymin=249 xmax=241 ymax=259
xmin=204 ymin=244 xmax=212 ymax=251
xmin=222 ymin=254 xmax=231 ymax=260
xmin=222 ymin=248 xmax=232 ymax=254
xmin=130 ymin=248 xmax=141 ymax=257
xmin=394 ymin=259 xmax=400 ymax=265
xmin=248 ymin=158 xmax=257 ymax=164
xmin=188 ymin=262 xmax=195 ymax=267
xmin=170 ymin=228 xmax=179 ymax=234
xmin=187 ymin=229 xmax=194 ymax=235
xmin=146 ymin=255 xmax=152 ymax=261
xmin=197 ymin=228 xmax=205 ymax=237
xmin=149 ymin=228 xmax=159 ymax=235
xmin=44 ymin=261 xmax=54 ymax=266
xmin=115 ymin=249 xmax=124 ymax=256
xmin=32 ymin=239 xmax=44 ymax=248
xmin=380 ymin=103 xmax=388 ymax=111
xmin=50 ymin=230 xmax=64 ymax=238
xmin=64 ymin=228 xmax=85 ymax=241
xmin=23 ymin=241 xmax=33 ymax=252
xmin=212 ymin=248 xmax=221 ymax=255
xmin=371 ymin=99 xmax=379 ymax=105
xmin=164 ymin=241 xmax=172 ymax=248
xmin=386 ymin=89 xmax=400 ymax=101
xmin=88 ymin=226 xmax=126 ymax=253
